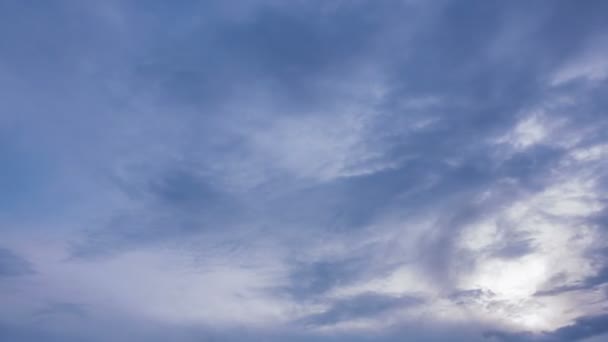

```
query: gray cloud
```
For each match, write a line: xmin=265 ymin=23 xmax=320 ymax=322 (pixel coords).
xmin=485 ymin=313 xmax=608 ymax=342
xmin=300 ymin=292 xmax=424 ymax=327
xmin=0 ymin=247 xmax=34 ymax=277
xmin=1 ymin=0 xmax=608 ymax=341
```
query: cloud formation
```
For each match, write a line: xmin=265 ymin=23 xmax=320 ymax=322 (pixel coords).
xmin=0 ymin=247 xmax=34 ymax=277
xmin=1 ymin=1 xmax=608 ymax=341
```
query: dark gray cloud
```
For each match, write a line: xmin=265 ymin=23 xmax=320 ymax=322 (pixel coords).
xmin=449 ymin=288 xmax=497 ymax=305
xmin=300 ymin=292 xmax=424 ymax=327
xmin=285 ymin=257 xmax=374 ymax=299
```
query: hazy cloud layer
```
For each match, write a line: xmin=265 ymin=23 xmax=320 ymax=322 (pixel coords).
xmin=1 ymin=1 xmax=608 ymax=341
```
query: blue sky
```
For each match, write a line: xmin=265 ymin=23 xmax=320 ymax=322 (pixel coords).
xmin=1 ymin=1 xmax=608 ymax=341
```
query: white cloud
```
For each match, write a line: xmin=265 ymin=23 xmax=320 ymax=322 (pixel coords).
xmin=496 ymin=112 xmax=548 ymax=150
xmin=455 ymin=164 xmax=606 ymax=331
xmin=551 ymin=35 xmax=608 ymax=86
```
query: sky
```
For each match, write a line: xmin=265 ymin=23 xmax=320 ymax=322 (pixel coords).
xmin=1 ymin=1 xmax=608 ymax=341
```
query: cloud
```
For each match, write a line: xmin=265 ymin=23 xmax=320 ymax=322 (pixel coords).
xmin=300 ymin=292 xmax=424 ymax=327
xmin=535 ymin=247 xmax=608 ymax=297
xmin=0 ymin=247 xmax=34 ymax=277
xmin=1 ymin=0 xmax=608 ymax=341
xmin=485 ymin=313 xmax=608 ymax=342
